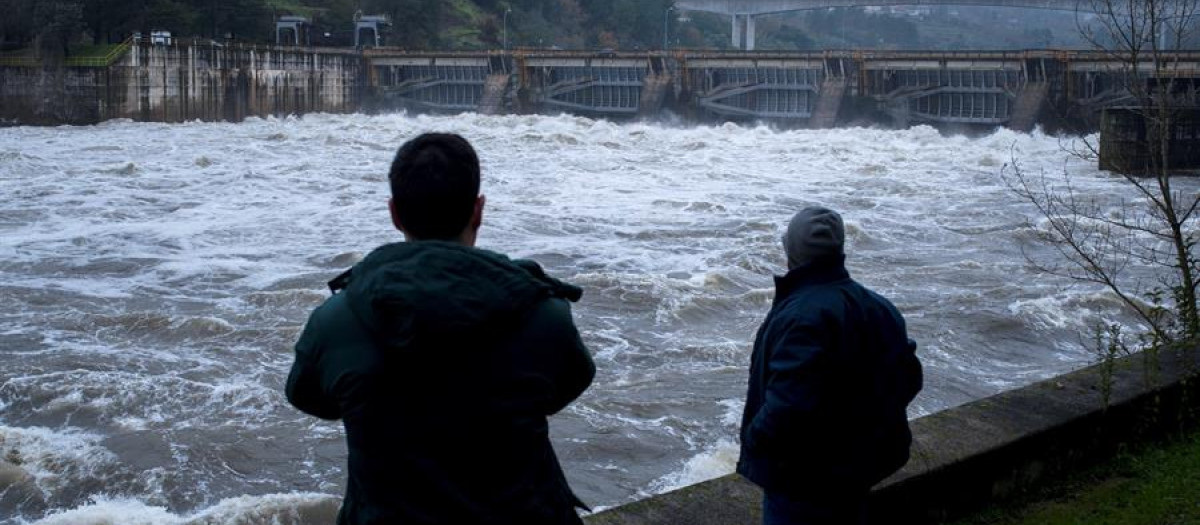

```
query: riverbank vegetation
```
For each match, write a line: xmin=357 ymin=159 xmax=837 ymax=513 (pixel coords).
xmin=995 ymin=2 xmax=1200 ymax=518
xmin=953 ymin=428 xmax=1200 ymax=525
xmin=1004 ymin=0 xmax=1200 ymax=365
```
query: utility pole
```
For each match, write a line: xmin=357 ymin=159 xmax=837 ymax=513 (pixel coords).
xmin=503 ymin=8 xmax=512 ymax=50
xmin=663 ymin=6 xmax=675 ymax=51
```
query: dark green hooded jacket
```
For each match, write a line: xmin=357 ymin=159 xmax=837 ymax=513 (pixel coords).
xmin=286 ymin=241 xmax=595 ymax=525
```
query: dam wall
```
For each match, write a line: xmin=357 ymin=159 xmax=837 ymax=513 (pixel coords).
xmin=3 ymin=44 xmax=1199 ymax=131
xmin=367 ymin=49 xmax=1200 ymax=132
xmin=0 ymin=42 xmax=364 ymax=125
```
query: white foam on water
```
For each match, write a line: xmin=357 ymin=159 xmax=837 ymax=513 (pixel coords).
xmin=0 ymin=367 xmax=287 ymax=448
xmin=1007 ymin=288 xmax=1142 ymax=336
xmin=183 ymin=492 xmax=340 ymax=525
xmin=717 ymin=398 xmax=745 ymax=427
xmin=26 ymin=492 xmax=339 ymax=525
xmin=0 ymin=426 xmax=116 ymax=496
xmin=27 ymin=498 xmax=179 ymax=525
xmin=1008 ymin=295 xmax=1077 ymax=329
xmin=645 ymin=439 xmax=741 ymax=496
xmin=645 ymin=397 xmax=746 ymax=495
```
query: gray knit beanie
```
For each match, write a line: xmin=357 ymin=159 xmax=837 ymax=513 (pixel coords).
xmin=783 ymin=206 xmax=845 ymax=269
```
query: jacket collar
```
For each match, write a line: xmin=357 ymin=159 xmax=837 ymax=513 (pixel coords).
xmin=772 ymin=255 xmax=850 ymax=306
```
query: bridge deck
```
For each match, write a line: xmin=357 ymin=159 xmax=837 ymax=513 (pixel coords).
xmin=678 ymin=0 xmax=1091 ymax=16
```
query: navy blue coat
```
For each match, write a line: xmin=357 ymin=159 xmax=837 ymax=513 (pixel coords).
xmin=737 ymin=256 xmax=922 ymax=496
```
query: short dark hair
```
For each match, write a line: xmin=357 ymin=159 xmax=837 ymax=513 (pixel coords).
xmin=388 ymin=133 xmax=481 ymax=240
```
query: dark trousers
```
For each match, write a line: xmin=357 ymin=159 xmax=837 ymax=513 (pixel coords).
xmin=762 ymin=490 xmax=868 ymax=525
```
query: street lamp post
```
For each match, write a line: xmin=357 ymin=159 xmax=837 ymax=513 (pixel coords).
xmin=663 ymin=6 xmax=675 ymax=51
xmin=503 ymin=8 xmax=512 ymax=50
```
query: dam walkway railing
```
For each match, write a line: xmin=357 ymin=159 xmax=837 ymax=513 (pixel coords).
xmin=0 ymin=37 xmax=134 ymax=68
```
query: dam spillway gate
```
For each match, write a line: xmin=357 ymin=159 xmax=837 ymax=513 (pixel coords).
xmin=684 ymin=57 xmax=826 ymax=119
xmin=363 ymin=49 xmax=1200 ymax=130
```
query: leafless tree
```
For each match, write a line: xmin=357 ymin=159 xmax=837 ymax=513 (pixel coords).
xmin=1003 ymin=0 xmax=1200 ymax=353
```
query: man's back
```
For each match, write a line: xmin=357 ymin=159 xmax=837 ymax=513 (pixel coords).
xmin=287 ymin=241 xmax=594 ymax=525
xmin=738 ymin=257 xmax=920 ymax=498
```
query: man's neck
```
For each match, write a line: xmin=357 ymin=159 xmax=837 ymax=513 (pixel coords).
xmin=403 ymin=233 xmax=475 ymax=247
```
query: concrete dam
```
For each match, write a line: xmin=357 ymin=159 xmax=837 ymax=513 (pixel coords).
xmin=2 ymin=41 xmax=1199 ymax=130
xmin=368 ymin=47 xmax=1200 ymax=131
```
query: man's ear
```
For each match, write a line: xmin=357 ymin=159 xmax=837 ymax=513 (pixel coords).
xmin=389 ymin=198 xmax=407 ymax=234
xmin=470 ymin=195 xmax=486 ymax=232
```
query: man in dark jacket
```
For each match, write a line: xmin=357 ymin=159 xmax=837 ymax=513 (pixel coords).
xmin=286 ymin=133 xmax=595 ymax=525
xmin=738 ymin=206 xmax=922 ymax=525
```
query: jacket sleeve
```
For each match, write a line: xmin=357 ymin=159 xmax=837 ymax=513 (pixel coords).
xmin=540 ymin=298 xmax=596 ymax=415
xmin=745 ymin=314 xmax=830 ymax=453
xmin=285 ymin=309 xmax=342 ymax=421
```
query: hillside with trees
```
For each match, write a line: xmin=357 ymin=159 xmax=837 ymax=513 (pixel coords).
xmin=0 ymin=0 xmax=688 ymax=53
xmin=0 ymin=0 xmax=1133 ymax=55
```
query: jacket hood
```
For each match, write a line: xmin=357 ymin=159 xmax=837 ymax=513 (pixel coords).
xmin=332 ymin=241 xmax=582 ymax=349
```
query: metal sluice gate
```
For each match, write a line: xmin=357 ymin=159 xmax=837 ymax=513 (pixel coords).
xmin=690 ymin=65 xmax=824 ymax=119
xmin=539 ymin=65 xmax=645 ymax=114
xmin=865 ymin=67 xmax=1024 ymax=124
xmin=373 ymin=59 xmax=493 ymax=111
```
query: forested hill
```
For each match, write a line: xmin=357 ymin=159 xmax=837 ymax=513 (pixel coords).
xmin=0 ymin=0 xmax=1098 ymax=54
xmin=0 ymin=0 xmax=701 ymax=52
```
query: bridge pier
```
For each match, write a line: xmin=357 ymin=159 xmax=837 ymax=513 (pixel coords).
xmin=731 ymin=15 xmax=742 ymax=49
xmin=747 ymin=15 xmax=756 ymax=50
xmin=730 ymin=14 xmax=757 ymax=50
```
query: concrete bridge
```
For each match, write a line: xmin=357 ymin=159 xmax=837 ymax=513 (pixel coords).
xmin=364 ymin=48 xmax=1200 ymax=131
xmin=675 ymin=0 xmax=1090 ymax=49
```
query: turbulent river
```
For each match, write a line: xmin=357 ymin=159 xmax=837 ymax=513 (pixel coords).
xmin=0 ymin=113 xmax=1189 ymax=524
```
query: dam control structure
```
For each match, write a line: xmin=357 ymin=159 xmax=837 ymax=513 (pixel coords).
xmin=2 ymin=39 xmax=1199 ymax=131
xmin=364 ymin=48 xmax=1200 ymax=132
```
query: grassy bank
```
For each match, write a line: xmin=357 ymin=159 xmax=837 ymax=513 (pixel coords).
xmin=953 ymin=429 xmax=1200 ymax=525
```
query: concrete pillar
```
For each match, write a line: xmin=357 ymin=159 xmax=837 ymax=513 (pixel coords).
xmin=746 ymin=15 xmax=756 ymax=51
xmin=732 ymin=14 xmax=742 ymax=49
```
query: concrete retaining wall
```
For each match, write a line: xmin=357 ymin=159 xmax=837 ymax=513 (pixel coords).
xmin=0 ymin=66 xmax=110 ymax=124
xmin=0 ymin=43 xmax=364 ymax=125
xmin=587 ymin=348 xmax=1200 ymax=524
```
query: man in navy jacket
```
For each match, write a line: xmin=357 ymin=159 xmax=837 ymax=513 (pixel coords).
xmin=738 ymin=206 xmax=922 ymax=525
